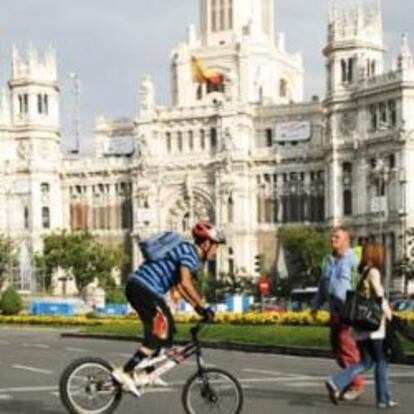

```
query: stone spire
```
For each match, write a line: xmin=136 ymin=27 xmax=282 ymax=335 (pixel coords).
xmin=398 ymin=33 xmax=413 ymax=71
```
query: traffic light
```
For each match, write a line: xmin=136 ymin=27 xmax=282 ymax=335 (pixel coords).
xmin=254 ymin=254 xmax=263 ymax=274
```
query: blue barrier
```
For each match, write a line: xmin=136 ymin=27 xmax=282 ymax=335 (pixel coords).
xmin=30 ymin=301 xmax=75 ymax=316
xmin=97 ymin=304 xmax=128 ymax=316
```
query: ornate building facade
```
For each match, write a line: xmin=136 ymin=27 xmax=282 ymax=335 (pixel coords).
xmin=1 ymin=0 xmax=414 ymax=292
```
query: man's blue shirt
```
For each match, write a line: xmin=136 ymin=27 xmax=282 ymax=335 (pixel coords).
xmin=130 ymin=241 xmax=201 ymax=298
xmin=312 ymin=248 xmax=358 ymax=314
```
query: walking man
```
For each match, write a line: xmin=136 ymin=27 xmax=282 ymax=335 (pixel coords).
xmin=311 ymin=226 xmax=365 ymax=400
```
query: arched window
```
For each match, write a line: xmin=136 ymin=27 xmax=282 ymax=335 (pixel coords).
xmin=210 ymin=128 xmax=217 ymax=148
xmin=37 ymin=94 xmax=43 ymax=114
xmin=42 ymin=207 xmax=50 ymax=229
xmin=228 ymin=0 xmax=233 ymax=30
xmin=166 ymin=132 xmax=172 ymax=152
xmin=177 ymin=132 xmax=183 ymax=152
xmin=24 ymin=206 xmax=30 ymax=230
xmin=43 ymin=94 xmax=49 ymax=114
xmin=220 ymin=0 xmax=225 ymax=31
xmin=189 ymin=130 xmax=194 ymax=151
xmin=211 ymin=0 xmax=218 ymax=32
xmin=200 ymin=129 xmax=206 ymax=149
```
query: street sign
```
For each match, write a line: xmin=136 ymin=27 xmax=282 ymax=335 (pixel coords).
xmin=257 ymin=278 xmax=270 ymax=296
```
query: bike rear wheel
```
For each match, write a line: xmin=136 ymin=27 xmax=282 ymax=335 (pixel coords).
xmin=59 ymin=357 xmax=122 ymax=414
xmin=182 ymin=367 xmax=243 ymax=414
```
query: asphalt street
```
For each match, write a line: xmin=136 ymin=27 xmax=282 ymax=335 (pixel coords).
xmin=0 ymin=327 xmax=412 ymax=413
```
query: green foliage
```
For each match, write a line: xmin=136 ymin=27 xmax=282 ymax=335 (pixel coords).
xmin=278 ymin=226 xmax=330 ymax=292
xmin=0 ymin=287 xmax=23 ymax=315
xmin=35 ymin=231 xmax=127 ymax=292
xmin=105 ymin=289 xmax=127 ymax=304
xmin=393 ymin=227 xmax=414 ymax=293
xmin=0 ymin=235 xmax=18 ymax=291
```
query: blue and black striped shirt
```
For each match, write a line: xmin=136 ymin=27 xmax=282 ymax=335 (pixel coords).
xmin=130 ymin=241 xmax=201 ymax=297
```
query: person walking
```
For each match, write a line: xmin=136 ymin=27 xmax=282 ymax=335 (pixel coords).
xmin=325 ymin=243 xmax=397 ymax=409
xmin=311 ymin=226 xmax=365 ymax=400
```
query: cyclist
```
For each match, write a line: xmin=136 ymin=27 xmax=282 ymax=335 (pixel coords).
xmin=112 ymin=222 xmax=225 ymax=396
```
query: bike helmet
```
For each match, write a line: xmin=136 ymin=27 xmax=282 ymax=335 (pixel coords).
xmin=192 ymin=222 xmax=226 ymax=244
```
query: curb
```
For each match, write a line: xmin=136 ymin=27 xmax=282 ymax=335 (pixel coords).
xmin=61 ymin=332 xmax=414 ymax=365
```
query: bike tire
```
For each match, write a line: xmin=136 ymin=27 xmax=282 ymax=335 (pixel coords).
xmin=182 ymin=367 xmax=243 ymax=414
xmin=59 ymin=356 xmax=123 ymax=414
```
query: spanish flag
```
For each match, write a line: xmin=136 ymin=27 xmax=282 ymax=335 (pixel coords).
xmin=191 ymin=56 xmax=225 ymax=85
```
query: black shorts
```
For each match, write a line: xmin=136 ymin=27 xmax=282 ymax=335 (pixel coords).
xmin=125 ymin=279 xmax=176 ymax=350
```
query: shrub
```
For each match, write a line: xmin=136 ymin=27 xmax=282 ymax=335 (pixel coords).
xmin=105 ymin=289 xmax=127 ymax=304
xmin=0 ymin=287 xmax=23 ymax=315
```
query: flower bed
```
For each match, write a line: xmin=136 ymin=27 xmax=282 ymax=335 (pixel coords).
xmin=1 ymin=311 xmax=413 ymax=327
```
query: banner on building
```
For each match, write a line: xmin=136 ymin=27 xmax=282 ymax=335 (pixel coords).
xmin=104 ymin=136 xmax=134 ymax=156
xmin=275 ymin=121 xmax=311 ymax=142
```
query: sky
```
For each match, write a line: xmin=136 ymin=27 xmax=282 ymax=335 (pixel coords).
xmin=0 ymin=0 xmax=413 ymax=152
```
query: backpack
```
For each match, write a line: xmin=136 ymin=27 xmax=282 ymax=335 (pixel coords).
xmin=138 ymin=232 xmax=182 ymax=262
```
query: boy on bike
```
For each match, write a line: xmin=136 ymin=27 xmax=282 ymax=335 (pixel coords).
xmin=112 ymin=222 xmax=225 ymax=396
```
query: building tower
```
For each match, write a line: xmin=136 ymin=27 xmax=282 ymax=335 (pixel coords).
xmin=171 ymin=0 xmax=303 ymax=107
xmin=7 ymin=45 xmax=63 ymax=255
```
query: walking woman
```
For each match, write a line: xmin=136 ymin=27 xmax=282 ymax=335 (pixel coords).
xmin=325 ymin=243 xmax=397 ymax=409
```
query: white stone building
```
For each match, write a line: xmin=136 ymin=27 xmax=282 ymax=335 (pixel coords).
xmin=1 ymin=0 xmax=414 ymax=292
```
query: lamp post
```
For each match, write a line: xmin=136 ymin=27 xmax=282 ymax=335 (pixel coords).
xmin=373 ymin=158 xmax=390 ymax=294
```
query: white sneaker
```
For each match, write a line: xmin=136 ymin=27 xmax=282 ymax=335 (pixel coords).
xmin=151 ymin=376 xmax=169 ymax=387
xmin=112 ymin=368 xmax=141 ymax=398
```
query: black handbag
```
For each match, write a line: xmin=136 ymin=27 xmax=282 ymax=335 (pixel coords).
xmin=341 ymin=268 xmax=384 ymax=331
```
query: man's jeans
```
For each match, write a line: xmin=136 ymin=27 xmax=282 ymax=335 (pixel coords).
xmin=330 ymin=339 xmax=390 ymax=405
xmin=330 ymin=315 xmax=365 ymax=391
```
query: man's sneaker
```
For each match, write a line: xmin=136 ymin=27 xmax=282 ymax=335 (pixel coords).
xmin=151 ymin=376 xmax=169 ymax=387
xmin=325 ymin=381 xmax=340 ymax=405
xmin=112 ymin=368 xmax=141 ymax=398
xmin=341 ymin=388 xmax=363 ymax=401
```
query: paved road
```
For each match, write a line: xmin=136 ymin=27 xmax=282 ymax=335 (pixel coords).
xmin=0 ymin=327 xmax=412 ymax=413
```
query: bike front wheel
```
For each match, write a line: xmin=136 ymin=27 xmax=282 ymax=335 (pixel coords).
xmin=59 ymin=356 xmax=123 ymax=414
xmin=182 ymin=368 xmax=243 ymax=414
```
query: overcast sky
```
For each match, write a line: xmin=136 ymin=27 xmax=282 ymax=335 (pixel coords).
xmin=0 ymin=0 xmax=413 ymax=152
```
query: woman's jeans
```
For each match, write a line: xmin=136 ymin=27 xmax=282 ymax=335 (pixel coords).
xmin=329 ymin=338 xmax=391 ymax=405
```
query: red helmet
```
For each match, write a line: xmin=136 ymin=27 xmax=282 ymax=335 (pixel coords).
xmin=192 ymin=222 xmax=226 ymax=244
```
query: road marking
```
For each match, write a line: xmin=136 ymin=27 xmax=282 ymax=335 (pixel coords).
xmin=0 ymin=386 xmax=57 ymax=393
xmin=243 ymin=368 xmax=291 ymax=377
xmin=22 ymin=343 xmax=50 ymax=350
xmin=65 ymin=347 xmax=87 ymax=353
xmin=0 ymin=394 xmax=12 ymax=400
xmin=12 ymin=364 xmax=53 ymax=375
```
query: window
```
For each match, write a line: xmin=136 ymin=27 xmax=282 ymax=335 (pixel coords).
xmin=227 ymin=195 xmax=234 ymax=223
xmin=18 ymin=95 xmax=23 ymax=114
xmin=341 ymin=60 xmax=347 ymax=83
xmin=196 ymin=84 xmax=203 ymax=100
xmin=210 ymin=128 xmax=217 ymax=148
xmin=228 ymin=0 xmax=233 ymax=30
xmin=41 ymin=183 xmax=50 ymax=193
xmin=347 ymin=58 xmax=354 ymax=82
xmin=24 ymin=207 xmax=30 ymax=230
xmin=388 ymin=154 xmax=396 ymax=169
xmin=42 ymin=207 xmax=50 ymax=229
xmin=189 ymin=131 xmax=194 ymax=151
xmin=43 ymin=94 xmax=49 ymax=114
xmin=220 ymin=0 xmax=225 ymax=30
xmin=200 ymin=129 xmax=206 ymax=149
xmin=370 ymin=105 xmax=378 ymax=130
xmin=266 ymin=129 xmax=273 ymax=147
xmin=379 ymin=102 xmax=387 ymax=124
xmin=211 ymin=0 xmax=217 ymax=32
xmin=177 ymin=132 xmax=183 ymax=152
xmin=37 ymin=94 xmax=43 ymax=114
xmin=23 ymin=94 xmax=29 ymax=113
xmin=166 ymin=132 xmax=172 ymax=152
xmin=279 ymin=79 xmax=288 ymax=97
xmin=388 ymin=100 xmax=397 ymax=127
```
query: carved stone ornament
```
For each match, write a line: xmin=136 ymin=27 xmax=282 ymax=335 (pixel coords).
xmin=17 ymin=141 xmax=30 ymax=160
xmin=339 ymin=111 xmax=356 ymax=136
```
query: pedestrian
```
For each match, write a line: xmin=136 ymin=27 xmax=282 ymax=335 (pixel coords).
xmin=325 ymin=243 xmax=397 ymax=409
xmin=311 ymin=226 xmax=365 ymax=400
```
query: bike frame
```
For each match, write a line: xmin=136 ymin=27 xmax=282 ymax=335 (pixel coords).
xmin=136 ymin=322 xmax=207 ymax=385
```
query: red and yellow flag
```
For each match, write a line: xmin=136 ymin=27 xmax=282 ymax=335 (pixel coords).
xmin=191 ymin=56 xmax=225 ymax=85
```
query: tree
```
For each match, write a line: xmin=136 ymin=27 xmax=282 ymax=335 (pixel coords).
xmin=0 ymin=234 xmax=18 ymax=291
xmin=35 ymin=231 xmax=126 ymax=293
xmin=0 ymin=287 xmax=23 ymax=315
xmin=278 ymin=226 xmax=330 ymax=292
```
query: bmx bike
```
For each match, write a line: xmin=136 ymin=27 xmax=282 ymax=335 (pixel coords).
xmin=59 ymin=322 xmax=243 ymax=414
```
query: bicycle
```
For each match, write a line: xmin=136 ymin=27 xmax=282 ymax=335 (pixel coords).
xmin=59 ymin=322 xmax=244 ymax=414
